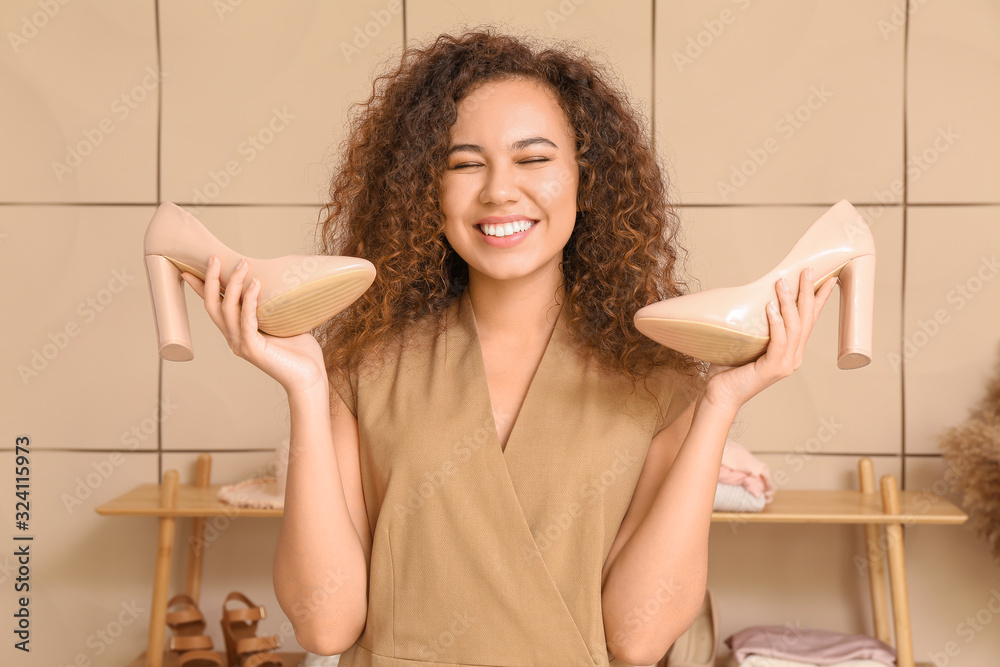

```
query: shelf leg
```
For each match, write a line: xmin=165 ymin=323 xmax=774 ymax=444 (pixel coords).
xmin=185 ymin=454 xmax=213 ymax=604
xmin=147 ymin=469 xmax=179 ymax=667
xmin=858 ymin=458 xmax=891 ymax=644
xmin=881 ymin=474 xmax=914 ymax=667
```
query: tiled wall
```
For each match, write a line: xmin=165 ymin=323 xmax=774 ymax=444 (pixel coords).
xmin=1 ymin=1 xmax=998 ymax=665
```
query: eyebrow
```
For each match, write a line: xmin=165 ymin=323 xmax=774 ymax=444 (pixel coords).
xmin=446 ymin=136 xmax=558 ymax=157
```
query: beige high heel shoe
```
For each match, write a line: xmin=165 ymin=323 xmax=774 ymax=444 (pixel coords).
xmin=634 ymin=200 xmax=876 ymax=370
xmin=144 ymin=202 xmax=376 ymax=361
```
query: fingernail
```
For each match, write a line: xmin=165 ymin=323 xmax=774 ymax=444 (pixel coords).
xmin=779 ymin=278 xmax=790 ymax=293
xmin=806 ymin=267 xmax=814 ymax=280
xmin=768 ymin=300 xmax=778 ymax=313
xmin=238 ymin=258 xmax=247 ymax=269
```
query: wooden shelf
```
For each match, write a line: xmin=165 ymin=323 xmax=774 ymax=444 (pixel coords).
xmin=711 ymin=489 xmax=967 ymax=525
xmin=96 ymin=482 xmax=283 ymax=518
xmin=127 ymin=651 xmax=307 ymax=667
xmin=97 ymin=483 xmax=968 ymax=526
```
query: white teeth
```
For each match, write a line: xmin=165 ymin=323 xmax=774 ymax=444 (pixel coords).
xmin=480 ymin=221 xmax=534 ymax=237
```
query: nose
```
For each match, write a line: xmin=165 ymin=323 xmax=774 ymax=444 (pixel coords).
xmin=479 ymin=163 xmax=520 ymax=205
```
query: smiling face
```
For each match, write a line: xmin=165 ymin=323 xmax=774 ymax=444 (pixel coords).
xmin=440 ymin=76 xmax=580 ymax=288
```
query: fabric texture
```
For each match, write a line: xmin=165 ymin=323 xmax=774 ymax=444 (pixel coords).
xmin=713 ymin=482 xmax=767 ymax=512
xmin=328 ymin=288 xmax=693 ymax=666
xmin=725 ymin=655 xmax=893 ymax=667
xmin=725 ymin=626 xmax=896 ymax=666
xmin=720 ymin=439 xmax=776 ymax=502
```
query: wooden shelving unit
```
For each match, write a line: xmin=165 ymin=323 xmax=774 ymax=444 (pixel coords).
xmin=709 ymin=458 xmax=966 ymax=667
xmin=97 ymin=455 xmax=965 ymax=667
xmin=96 ymin=454 xmax=303 ymax=667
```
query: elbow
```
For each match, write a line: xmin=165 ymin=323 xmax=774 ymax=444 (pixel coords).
xmin=295 ymin=634 xmax=348 ymax=656
xmin=604 ymin=591 xmax=706 ymax=666
xmin=295 ymin=629 xmax=353 ymax=658
xmin=605 ymin=619 xmax=667 ymax=666
xmin=607 ymin=635 xmax=668 ymax=666
xmin=295 ymin=631 xmax=336 ymax=657
xmin=273 ymin=578 xmax=368 ymax=656
xmin=292 ymin=613 xmax=366 ymax=657
xmin=273 ymin=559 xmax=369 ymax=654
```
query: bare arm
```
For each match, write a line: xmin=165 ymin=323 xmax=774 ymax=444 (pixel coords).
xmin=602 ymin=269 xmax=837 ymax=664
xmin=272 ymin=380 xmax=372 ymax=655
xmin=179 ymin=258 xmax=371 ymax=654
xmin=601 ymin=396 xmax=734 ymax=664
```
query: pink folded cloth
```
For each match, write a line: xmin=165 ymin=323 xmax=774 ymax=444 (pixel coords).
xmin=720 ymin=439 xmax=776 ymax=502
xmin=725 ymin=626 xmax=896 ymax=666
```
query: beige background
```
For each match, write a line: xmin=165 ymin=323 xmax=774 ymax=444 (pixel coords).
xmin=1 ymin=0 xmax=998 ymax=665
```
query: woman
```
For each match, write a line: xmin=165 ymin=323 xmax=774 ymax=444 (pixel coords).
xmin=181 ymin=30 xmax=835 ymax=666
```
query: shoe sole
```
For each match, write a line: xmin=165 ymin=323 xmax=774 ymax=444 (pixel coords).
xmin=257 ymin=268 xmax=374 ymax=336
xmin=635 ymin=318 xmax=769 ymax=367
xmin=161 ymin=257 xmax=373 ymax=337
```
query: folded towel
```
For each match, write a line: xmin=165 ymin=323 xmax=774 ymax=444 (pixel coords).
xmin=719 ymin=465 xmax=771 ymax=500
xmin=726 ymin=655 xmax=893 ymax=667
xmin=714 ymin=482 xmax=767 ymax=512
xmin=721 ymin=439 xmax=776 ymax=502
xmin=725 ymin=626 xmax=896 ymax=665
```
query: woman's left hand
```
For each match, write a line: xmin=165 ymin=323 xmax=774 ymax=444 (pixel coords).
xmin=701 ymin=267 xmax=838 ymax=413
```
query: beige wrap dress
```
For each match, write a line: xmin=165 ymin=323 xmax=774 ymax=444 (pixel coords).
xmin=331 ymin=287 xmax=692 ymax=666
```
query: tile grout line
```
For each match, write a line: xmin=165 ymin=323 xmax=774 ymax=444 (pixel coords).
xmin=650 ymin=0 xmax=655 ymax=149
xmin=154 ymin=0 xmax=163 ymax=484
xmin=900 ymin=0 xmax=911 ymax=490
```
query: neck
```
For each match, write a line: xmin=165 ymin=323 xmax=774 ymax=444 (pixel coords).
xmin=466 ymin=267 xmax=565 ymax=345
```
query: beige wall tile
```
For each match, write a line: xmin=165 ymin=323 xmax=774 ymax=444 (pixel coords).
xmin=1 ymin=4 xmax=995 ymax=664
xmin=904 ymin=206 xmax=1000 ymax=454
xmin=677 ymin=205 xmax=902 ymax=455
xmin=162 ymin=451 xmax=304 ymax=654
xmin=1 ymin=206 xmax=160 ymax=449
xmin=908 ymin=0 xmax=1000 ymax=203
xmin=0 ymin=451 xmax=157 ymax=665
xmin=656 ymin=1 xmax=903 ymax=204
xmin=160 ymin=206 xmax=324 ymax=451
xmin=406 ymin=0 xmax=653 ymax=133
xmin=0 ymin=1 xmax=158 ymax=203
xmin=160 ymin=1 xmax=404 ymax=205
xmin=904 ymin=456 xmax=1000 ymax=665
xmin=709 ymin=454 xmax=900 ymax=661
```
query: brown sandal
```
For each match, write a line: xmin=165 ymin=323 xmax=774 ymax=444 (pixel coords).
xmin=220 ymin=591 xmax=285 ymax=667
xmin=165 ymin=594 xmax=227 ymax=666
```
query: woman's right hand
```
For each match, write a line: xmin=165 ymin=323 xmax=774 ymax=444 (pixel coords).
xmin=180 ymin=254 xmax=328 ymax=393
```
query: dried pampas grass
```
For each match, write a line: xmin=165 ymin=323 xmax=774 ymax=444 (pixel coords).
xmin=939 ymin=344 xmax=1000 ymax=565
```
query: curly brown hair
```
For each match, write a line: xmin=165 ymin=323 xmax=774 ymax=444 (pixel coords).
xmin=314 ymin=27 xmax=705 ymax=399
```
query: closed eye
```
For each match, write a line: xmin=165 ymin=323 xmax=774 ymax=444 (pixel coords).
xmin=449 ymin=157 xmax=551 ymax=170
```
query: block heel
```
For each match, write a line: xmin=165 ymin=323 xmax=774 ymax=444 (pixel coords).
xmin=144 ymin=254 xmax=195 ymax=362
xmin=836 ymin=253 xmax=876 ymax=370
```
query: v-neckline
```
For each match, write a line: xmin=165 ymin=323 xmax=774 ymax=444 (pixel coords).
xmin=459 ymin=288 xmax=565 ymax=459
